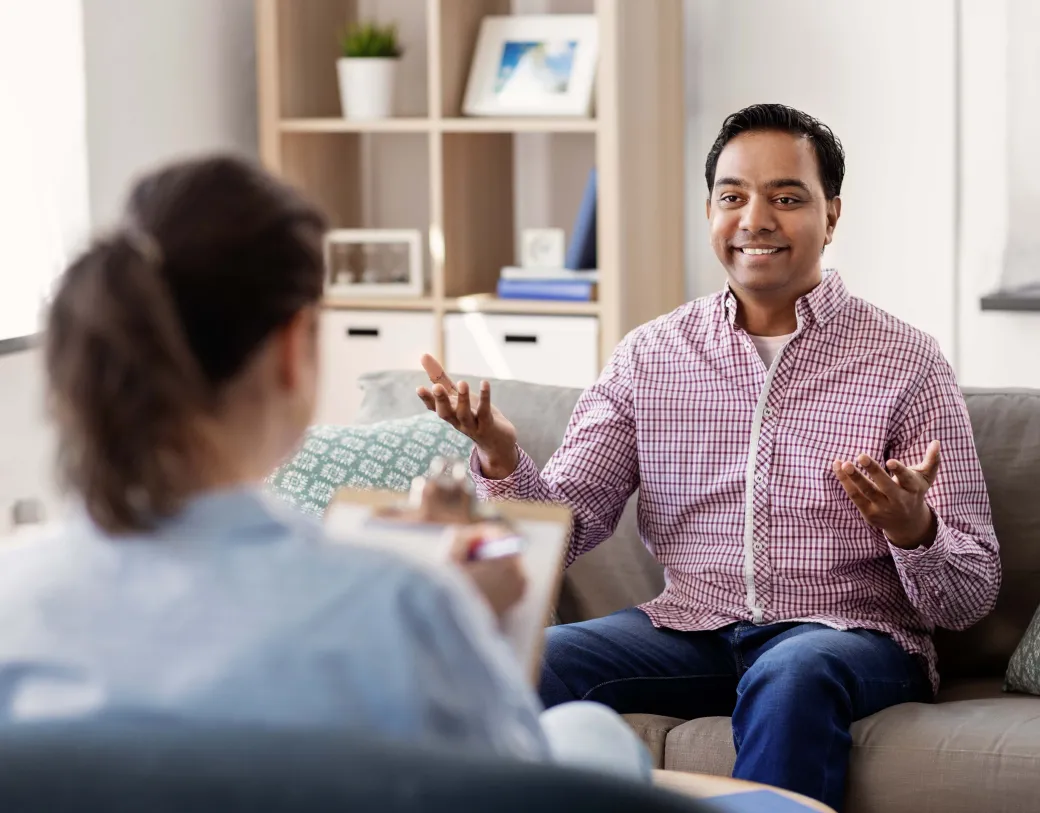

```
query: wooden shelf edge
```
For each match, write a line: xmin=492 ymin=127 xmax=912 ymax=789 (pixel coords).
xmin=281 ymin=118 xmax=433 ymax=134
xmin=444 ymin=295 xmax=600 ymax=316
xmin=323 ymin=296 xmax=437 ymax=311
xmin=279 ymin=117 xmax=599 ymax=135
xmin=439 ymin=117 xmax=599 ymax=133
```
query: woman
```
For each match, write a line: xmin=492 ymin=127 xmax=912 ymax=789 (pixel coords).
xmin=0 ymin=155 xmax=647 ymax=777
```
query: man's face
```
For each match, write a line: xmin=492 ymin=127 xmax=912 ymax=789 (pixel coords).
xmin=707 ymin=130 xmax=840 ymax=299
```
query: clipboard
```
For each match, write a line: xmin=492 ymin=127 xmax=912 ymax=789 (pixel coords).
xmin=324 ymin=486 xmax=570 ymax=684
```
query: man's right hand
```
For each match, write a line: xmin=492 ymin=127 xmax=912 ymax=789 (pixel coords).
xmin=417 ymin=354 xmax=519 ymax=480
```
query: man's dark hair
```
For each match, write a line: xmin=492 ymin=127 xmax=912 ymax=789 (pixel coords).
xmin=704 ymin=103 xmax=845 ymax=200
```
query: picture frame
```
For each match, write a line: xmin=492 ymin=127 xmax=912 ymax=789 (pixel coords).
xmin=462 ymin=15 xmax=598 ymax=118
xmin=323 ymin=229 xmax=423 ymax=298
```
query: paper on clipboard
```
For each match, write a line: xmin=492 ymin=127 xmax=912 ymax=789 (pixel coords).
xmin=324 ymin=488 xmax=570 ymax=682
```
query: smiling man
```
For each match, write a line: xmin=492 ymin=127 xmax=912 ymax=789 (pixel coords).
xmin=417 ymin=104 xmax=1000 ymax=811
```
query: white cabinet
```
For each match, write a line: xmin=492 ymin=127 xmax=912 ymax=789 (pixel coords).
xmin=444 ymin=313 xmax=599 ymax=388
xmin=317 ymin=310 xmax=436 ymax=425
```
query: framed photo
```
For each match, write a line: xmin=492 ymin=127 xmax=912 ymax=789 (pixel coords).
xmin=323 ymin=229 xmax=423 ymax=298
xmin=462 ymin=15 xmax=598 ymax=118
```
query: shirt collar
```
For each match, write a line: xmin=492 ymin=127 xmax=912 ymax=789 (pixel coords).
xmin=159 ymin=486 xmax=282 ymax=537
xmin=74 ymin=485 xmax=287 ymax=543
xmin=722 ymin=269 xmax=850 ymax=331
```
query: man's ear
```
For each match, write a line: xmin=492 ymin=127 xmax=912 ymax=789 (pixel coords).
xmin=705 ymin=197 xmax=712 ymax=220
xmin=823 ymin=196 xmax=842 ymax=247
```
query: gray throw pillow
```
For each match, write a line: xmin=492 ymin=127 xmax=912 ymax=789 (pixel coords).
xmin=1005 ymin=603 xmax=1040 ymax=694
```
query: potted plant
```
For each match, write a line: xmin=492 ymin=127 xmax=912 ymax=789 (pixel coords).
xmin=337 ymin=21 xmax=403 ymax=120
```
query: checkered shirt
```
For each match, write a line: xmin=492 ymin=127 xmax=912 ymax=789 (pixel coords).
xmin=472 ymin=271 xmax=1001 ymax=692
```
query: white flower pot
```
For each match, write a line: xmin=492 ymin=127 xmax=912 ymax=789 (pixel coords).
xmin=337 ymin=57 xmax=398 ymax=120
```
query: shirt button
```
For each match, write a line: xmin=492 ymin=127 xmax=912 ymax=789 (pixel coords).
xmin=753 ymin=541 xmax=766 ymax=553
xmin=754 ymin=473 xmax=764 ymax=485
xmin=764 ymin=407 xmax=774 ymax=419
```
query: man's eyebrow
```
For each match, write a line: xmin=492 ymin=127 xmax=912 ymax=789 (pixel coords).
xmin=713 ymin=177 xmax=748 ymax=189
xmin=765 ymin=178 xmax=813 ymax=194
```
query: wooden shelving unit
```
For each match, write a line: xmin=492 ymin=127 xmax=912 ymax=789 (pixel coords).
xmin=255 ymin=0 xmax=684 ymax=389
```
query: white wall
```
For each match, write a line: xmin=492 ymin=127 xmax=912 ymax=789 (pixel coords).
xmin=0 ymin=349 xmax=58 ymax=527
xmin=957 ymin=0 xmax=1040 ymax=388
xmin=82 ymin=0 xmax=258 ymax=226
xmin=684 ymin=0 xmax=958 ymax=360
xmin=684 ymin=0 xmax=1040 ymax=388
xmin=0 ymin=0 xmax=261 ymax=522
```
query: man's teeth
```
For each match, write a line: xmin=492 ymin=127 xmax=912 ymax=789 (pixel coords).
xmin=741 ymin=248 xmax=780 ymax=255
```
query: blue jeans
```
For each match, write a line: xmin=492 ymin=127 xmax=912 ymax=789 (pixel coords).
xmin=539 ymin=609 xmax=931 ymax=811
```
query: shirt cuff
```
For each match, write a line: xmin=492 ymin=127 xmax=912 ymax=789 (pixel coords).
xmin=888 ymin=512 xmax=953 ymax=577
xmin=469 ymin=444 xmax=539 ymax=501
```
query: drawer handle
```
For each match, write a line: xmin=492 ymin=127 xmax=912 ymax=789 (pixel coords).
xmin=503 ymin=334 xmax=538 ymax=344
xmin=346 ymin=327 xmax=380 ymax=338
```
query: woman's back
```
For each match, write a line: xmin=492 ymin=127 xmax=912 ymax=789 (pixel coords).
xmin=0 ymin=487 xmax=546 ymax=758
xmin=18 ymin=154 xmax=651 ymax=783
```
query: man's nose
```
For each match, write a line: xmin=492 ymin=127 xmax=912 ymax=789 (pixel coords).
xmin=738 ymin=195 xmax=776 ymax=233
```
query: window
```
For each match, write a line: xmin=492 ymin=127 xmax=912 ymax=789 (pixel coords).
xmin=0 ymin=1 xmax=90 ymax=343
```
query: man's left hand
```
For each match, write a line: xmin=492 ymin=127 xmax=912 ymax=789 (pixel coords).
xmin=833 ymin=440 xmax=941 ymax=549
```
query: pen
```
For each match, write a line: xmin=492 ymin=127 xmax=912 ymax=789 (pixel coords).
xmin=467 ymin=534 xmax=526 ymax=561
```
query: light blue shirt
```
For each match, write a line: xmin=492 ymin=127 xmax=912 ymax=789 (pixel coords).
xmin=0 ymin=488 xmax=548 ymax=759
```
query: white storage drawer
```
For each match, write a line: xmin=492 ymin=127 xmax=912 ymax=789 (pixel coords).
xmin=318 ymin=309 xmax=436 ymax=425
xmin=444 ymin=313 xmax=599 ymax=388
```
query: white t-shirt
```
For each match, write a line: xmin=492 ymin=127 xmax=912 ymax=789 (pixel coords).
xmin=749 ymin=333 xmax=794 ymax=368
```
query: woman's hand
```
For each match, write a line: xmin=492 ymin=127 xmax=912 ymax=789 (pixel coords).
xmin=449 ymin=523 xmax=527 ymax=619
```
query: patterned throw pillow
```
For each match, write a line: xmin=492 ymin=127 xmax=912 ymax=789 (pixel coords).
xmin=266 ymin=413 xmax=562 ymax=627
xmin=266 ymin=412 xmax=474 ymax=517
xmin=1006 ymin=604 xmax=1040 ymax=695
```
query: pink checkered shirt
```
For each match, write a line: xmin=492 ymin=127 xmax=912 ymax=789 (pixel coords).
xmin=472 ymin=271 xmax=1000 ymax=692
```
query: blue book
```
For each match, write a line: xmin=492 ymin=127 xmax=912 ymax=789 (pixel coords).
xmin=496 ymin=278 xmax=595 ymax=301
xmin=565 ymin=168 xmax=597 ymax=270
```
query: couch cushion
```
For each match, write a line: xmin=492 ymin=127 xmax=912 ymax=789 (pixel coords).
xmin=355 ymin=371 xmax=583 ymax=470
xmin=934 ymin=389 xmax=1040 ymax=680
xmin=659 ymin=680 xmax=1040 ymax=813
xmin=266 ymin=413 xmax=473 ymax=516
xmin=622 ymin=714 xmax=687 ymax=769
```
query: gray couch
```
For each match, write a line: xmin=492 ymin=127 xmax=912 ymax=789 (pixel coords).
xmin=356 ymin=372 xmax=1040 ymax=813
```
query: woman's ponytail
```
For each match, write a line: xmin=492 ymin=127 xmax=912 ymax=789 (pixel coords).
xmin=46 ymin=229 xmax=210 ymax=532
xmin=45 ymin=155 xmax=326 ymax=533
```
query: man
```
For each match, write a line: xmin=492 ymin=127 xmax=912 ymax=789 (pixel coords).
xmin=417 ymin=104 xmax=1000 ymax=811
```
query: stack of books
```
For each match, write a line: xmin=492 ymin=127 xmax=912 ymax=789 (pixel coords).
xmin=497 ymin=267 xmax=599 ymax=302
xmin=497 ymin=168 xmax=598 ymax=303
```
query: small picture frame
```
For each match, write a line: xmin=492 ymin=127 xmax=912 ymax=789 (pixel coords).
xmin=462 ymin=15 xmax=598 ymax=118
xmin=323 ymin=229 xmax=423 ymax=298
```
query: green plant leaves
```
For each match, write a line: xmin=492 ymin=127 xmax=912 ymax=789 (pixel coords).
xmin=339 ymin=21 xmax=402 ymax=59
